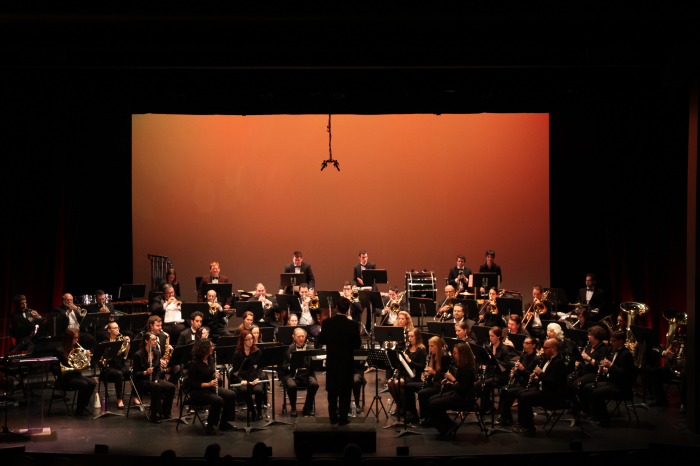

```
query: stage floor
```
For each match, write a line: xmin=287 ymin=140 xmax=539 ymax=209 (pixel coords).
xmin=0 ymin=369 xmax=696 ymax=458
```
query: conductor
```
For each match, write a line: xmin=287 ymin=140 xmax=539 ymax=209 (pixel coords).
xmin=317 ymin=297 xmax=362 ymax=426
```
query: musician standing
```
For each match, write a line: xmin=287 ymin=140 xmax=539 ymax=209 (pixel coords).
xmin=197 ymin=262 xmax=233 ymax=309
xmin=248 ymin=283 xmax=280 ymax=330
xmin=380 ymin=286 xmax=407 ymax=326
xmin=189 ymin=338 xmax=237 ymax=432
xmin=132 ymin=332 xmax=176 ymax=422
xmin=99 ymin=321 xmax=130 ymax=408
xmin=353 ymin=250 xmax=376 ymax=288
xmin=447 ymin=255 xmax=472 ymax=293
xmin=56 ymin=328 xmax=96 ymax=416
xmin=53 ymin=294 xmax=96 ymax=352
xmin=575 ymin=273 xmax=605 ymax=315
xmin=177 ymin=311 xmax=204 ymax=346
xmin=282 ymin=328 xmax=319 ymax=417
xmin=512 ymin=338 xmax=568 ymax=434
xmin=583 ymin=331 xmax=636 ymax=426
xmin=496 ymin=337 xmax=540 ymax=426
xmin=317 ymin=298 xmax=362 ymax=426
xmin=478 ymin=250 xmax=502 ymax=295
xmin=280 ymin=252 xmax=315 ymax=294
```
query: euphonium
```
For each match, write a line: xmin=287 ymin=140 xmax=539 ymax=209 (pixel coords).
xmin=663 ymin=309 xmax=687 ymax=378
xmin=60 ymin=343 xmax=91 ymax=372
xmin=620 ymin=302 xmax=648 ymax=368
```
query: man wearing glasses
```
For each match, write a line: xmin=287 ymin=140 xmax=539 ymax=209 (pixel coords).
xmin=512 ymin=338 xmax=568 ymax=434
xmin=583 ymin=330 xmax=635 ymax=427
xmin=496 ymin=337 xmax=541 ymax=426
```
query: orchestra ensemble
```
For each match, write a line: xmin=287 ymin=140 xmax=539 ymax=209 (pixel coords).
xmin=6 ymin=249 xmax=688 ymax=437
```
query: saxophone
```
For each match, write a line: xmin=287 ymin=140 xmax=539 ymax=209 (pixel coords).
xmin=161 ymin=331 xmax=174 ymax=373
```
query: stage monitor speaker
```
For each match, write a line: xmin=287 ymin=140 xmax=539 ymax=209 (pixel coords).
xmin=294 ymin=417 xmax=376 ymax=453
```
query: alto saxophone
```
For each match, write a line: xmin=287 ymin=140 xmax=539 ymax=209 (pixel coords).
xmin=162 ymin=331 xmax=174 ymax=373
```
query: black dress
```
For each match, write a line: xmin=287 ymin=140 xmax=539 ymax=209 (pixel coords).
xmin=428 ymin=365 xmax=477 ymax=433
xmin=230 ymin=349 xmax=266 ymax=415
xmin=188 ymin=355 xmax=237 ymax=427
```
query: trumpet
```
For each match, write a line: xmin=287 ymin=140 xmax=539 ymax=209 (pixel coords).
xmin=209 ymin=300 xmax=220 ymax=315
xmin=349 ymin=289 xmax=360 ymax=302
xmin=260 ymin=296 xmax=273 ymax=309
xmin=69 ymin=303 xmax=87 ymax=317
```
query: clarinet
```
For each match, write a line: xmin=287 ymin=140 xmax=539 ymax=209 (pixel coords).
xmin=421 ymin=354 xmax=433 ymax=389
xmin=594 ymin=343 xmax=613 ymax=389
xmin=148 ymin=345 xmax=153 ymax=382
xmin=214 ymin=350 xmax=218 ymax=396
xmin=506 ymin=348 xmax=526 ymax=390
xmin=526 ymin=358 xmax=546 ymax=390
xmin=439 ymin=361 xmax=454 ymax=397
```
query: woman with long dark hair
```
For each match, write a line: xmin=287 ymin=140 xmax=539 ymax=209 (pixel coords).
xmin=56 ymin=328 xmax=97 ymax=416
xmin=159 ymin=268 xmax=181 ymax=297
xmin=132 ymin=331 xmax=176 ymax=422
xmin=229 ymin=329 xmax=266 ymax=420
xmin=188 ymin=338 xmax=237 ymax=433
xmin=475 ymin=326 xmax=512 ymax=413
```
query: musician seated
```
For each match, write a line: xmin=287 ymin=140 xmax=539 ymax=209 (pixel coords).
xmin=297 ymin=284 xmax=321 ymax=338
xmin=53 ymin=293 xmax=96 ymax=352
xmin=547 ymin=323 xmax=582 ymax=374
xmin=98 ymin=322 xmax=131 ymax=408
xmin=159 ymin=267 xmax=181 ymax=297
xmin=455 ymin=321 xmax=477 ymax=344
xmin=390 ymin=311 xmax=414 ymax=351
xmin=342 ymin=281 xmax=363 ymax=323
xmin=496 ymin=337 xmax=540 ymax=426
xmin=146 ymin=315 xmax=180 ymax=383
xmin=230 ymin=329 xmax=266 ymax=420
xmin=251 ymin=325 xmax=263 ymax=343
xmin=570 ymin=326 xmax=608 ymax=415
xmin=233 ymin=311 xmax=256 ymax=338
xmin=512 ymin=338 xmax=568 ymax=434
xmin=404 ymin=336 xmax=452 ymax=426
xmin=205 ymin=290 xmax=233 ymax=339
xmin=522 ymin=286 xmax=552 ymax=339
xmin=177 ymin=311 xmax=205 ymax=346
xmin=447 ymin=303 xmax=471 ymax=326
xmin=437 ymin=286 xmax=456 ymax=321
xmin=132 ymin=332 xmax=176 ymax=422
xmin=649 ymin=345 xmax=686 ymax=409
xmin=188 ymin=338 xmax=237 ymax=432
xmin=150 ymin=284 xmax=187 ymax=346
xmin=281 ymin=328 xmax=319 ymax=417
xmin=574 ymin=309 xmax=594 ymax=331
xmin=506 ymin=314 xmax=529 ymax=338
xmin=583 ymin=331 xmax=636 ymax=426
xmin=9 ymin=294 xmax=40 ymax=350
xmin=428 ymin=342 xmax=478 ymax=436
xmin=478 ymin=287 xmax=506 ymax=328
xmin=380 ymin=286 xmax=407 ymax=326
xmin=196 ymin=326 xmax=210 ymax=340
xmin=287 ymin=314 xmax=299 ymax=326
xmin=248 ymin=283 xmax=280 ymax=330
xmin=387 ymin=328 xmax=427 ymax=418
xmin=615 ymin=313 xmax=628 ymax=332
xmin=475 ymin=327 xmax=512 ymax=413
xmin=88 ymin=290 xmax=134 ymax=343
xmin=55 ymin=328 xmax=97 ymax=416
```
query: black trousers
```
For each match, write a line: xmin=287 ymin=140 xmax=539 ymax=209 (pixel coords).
xmin=78 ymin=332 xmax=96 ymax=352
xmin=405 ymin=382 xmax=440 ymax=420
xmin=428 ymin=392 xmax=474 ymax=434
xmin=353 ymin=373 xmax=366 ymax=406
xmin=328 ymin=389 xmax=352 ymax=422
xmin=475 ymin=373 xmax=508 ymax=410
xmin=190 ymin=388 xmax=237 ymax=427
xmin=516 ymin=387 xmax=560 ymax=428
xmin=650 ymin=366 xmax=686 ymax=404
xmin=584 ymin=381 xmax=625 ymax=422
xmin=235 ymin=383 xmax=265 ymax=412
xmin=61 ymin=373 xmax=97 ymax=410
xmin=137 ymin=378 xmax=175 ymax=416
xmin=499 ymin=384 xmax=526 ymax=421
xmin=101 ymin=366 xmax=129 ymax=400
xmin=571 ymin=373 xmax=597 ymax=413
xmin=284 ymin=375 xmax=319 ymax=410
xmin=163 ymin=323 xmax=186 ymax=350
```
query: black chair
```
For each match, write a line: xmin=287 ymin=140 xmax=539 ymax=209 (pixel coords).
xmin=176 ymin=376 xmax=209 ymax=433
xmin=609 ymin=393 xmax=640 ymax=427
xmin=538 ymin=395 xmax=585 ymax=437
xmin=281 ymin=383 xmax=315 ymax=416
xmin=47 ymin=370 xmax=80 ymax=416
xmin=126 ymin=368 xmax=151 ymax=420
xmin=449 ymin=406 xmax=487 ymax=437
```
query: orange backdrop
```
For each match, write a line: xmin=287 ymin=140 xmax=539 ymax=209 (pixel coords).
xmin=132 ymin=114 xmax=549 ymax=303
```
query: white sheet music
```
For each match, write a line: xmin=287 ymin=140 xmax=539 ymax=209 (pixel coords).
xmin=398 ymin=352 xmax=414 ymax=379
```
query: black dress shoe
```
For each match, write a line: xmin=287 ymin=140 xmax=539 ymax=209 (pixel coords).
xmin=204 ymin=424 xmax=216 ymax=434
xmin=74 ymin=408 xmax=90 ymax=417
xmin=151 ymin=417 xmax=162 ymax=424
xmin=117 ymin=404 xmax=126 ymax=410
xmin=219 ymin=421 xmax=234 ymax=431
xmin=330 ymin=417 xmax=338 ymax=425
xmin=291 ymin=409 xmax=298 ymax=417
xmin=442 ymin=423 xmax=459 ymax=437
xmin=338 ymin=418 xmax=350 ymax=426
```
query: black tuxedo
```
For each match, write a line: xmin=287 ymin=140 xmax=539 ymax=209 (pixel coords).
xmin=177 ymin=327 xmax=197 ymax=346
xmin=197 ymin=274 xmax=232 ymax=305
xmin=85 ymin=303 xmax=115 ymax=315
xmin=448 ymin=266 xmax=472 ymax=290
xmin=516 ymin=353 xmax=568 ymax=428
xmin=353 ymin=261 xmax=377 ymax=289
xmin=478 ymin=263 xmax=502 ymax=283
xmin=282 ymin=343 xmax=319 ymax=412
xmin=9 ymin=309 xmax=38 ymax=340
xmin=575 ymin=287 xmax=605 ymax=310
xmin=281 ymin=262 xmax=315 ymax=293
xmin=584 ymin=347 xmax=636 ymax=422
xmin=248 ymin=295 xmax=280 ymax=327
xmin=317 ymin=314 xmax=362 ymax=422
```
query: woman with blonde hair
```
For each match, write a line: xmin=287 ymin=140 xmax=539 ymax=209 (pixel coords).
xmin=388 ymin=328 xmax=427 ymax=416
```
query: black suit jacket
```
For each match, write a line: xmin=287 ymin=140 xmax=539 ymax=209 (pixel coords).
xmin=177 ymin=327 xmax=197 ymax=346
xmin=9 ymin=310 xmax=38 ymax=340
xmin=317 ymin=314 xmax=362 ymax=393
xmin=448 ymin=266 xmax=472 ymax=290
xmin=478 ymin=263 xmax=503 ymax=283
xmin=282 ymin=343 xmax=317 ymax=379
xmin=197 ymin=274 xmax=232 ymax=305
xmin=538 ymin=353 xmax=568 ymax=398
xmin=248 ymin=295 xmax=280 ymax=326
xmin=353 ymin=261 xmax=377 ymax=288
xmin=149 ymin=295 xmax=183 ymax=320
xmin=605 ymin=347 xmax=636 ymax=393
xmin=281 ymin=262 xmax=315 ymax=293
xmin=132 ymin=347 xmax=163 ymax=383
xmin=575 ymin=287 xmax=605 ymax=310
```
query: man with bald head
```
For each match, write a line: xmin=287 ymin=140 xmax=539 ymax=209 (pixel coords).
xmin=53 ymin=293 xmax=96 ymax=351
xmin=248 ymin=283 xmax=280 ymax=330
xmin=512 ymin=338 xmax=568 ymax=434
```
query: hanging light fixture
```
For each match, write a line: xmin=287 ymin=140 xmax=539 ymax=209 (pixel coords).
xmin=320 ymin=114 xmax=340 ymax=171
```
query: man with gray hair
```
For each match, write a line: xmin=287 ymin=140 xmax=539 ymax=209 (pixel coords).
xmin=282 ymin=327 xmax=319 ymax=417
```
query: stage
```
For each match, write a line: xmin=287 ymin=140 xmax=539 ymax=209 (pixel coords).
xmin=0 ymin=369 xmax=696 ymax=459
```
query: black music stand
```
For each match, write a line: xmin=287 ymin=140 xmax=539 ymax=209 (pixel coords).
xmin=469 ymin=273 xmax=498 ymax=298
xmin=630 ymin=325 xmax=655 ymax=410
xmin=257 ymin=345 xmax=291 ymax=427
xmin=118 ymin=284 xmax=146 ymax=300
xmin=81 ymin=312 xmax=111 ymax=346
xmin=497 ymin=297 xmax=523 ymax=317
xmin=181 ymin=303 xmax=209 ymax=323
xmin=384 ymin=350 xmax=422 ymax=437
xmin=259 ymin=327 xmax=275 ymax=343
xmin=471 ymin=326 xmax=491 ymax=345
xmin=362 ymin=269 xmax=387 ymax=288
xmin=427 ymin=322 xmax=457 ymax=340
xmin=235 ymin=301 xmax=264 ymax=321
xmin=317 ymin=291 xmax=341 ymax=313
xmin=563 ymin=329 xmax=588 ymax=348
xmin=280 ymin=273 xmax=306 ymax=293
xmin=276 ymin=326 xmax=311 ymax=345
xmin=364 ymin=349 xmax=391 ymax=422
xmin=205 ymin=283 xmax=233 ymax=307
xmin=408 ymin=297 xmax=435 ymax=329
xmin=93 ymin=340 xmax=125 ymax=419
xmin=444 ymin=337 xmax=460 ymax=354
xmin=233 ymin=351 xmax=266 ymax=435
xmin=359 ymin=290 xmax=384 ymax=342
xmin=506 ymin=333 xmax=526 ymax=352
xmin=276 ymin=294 xmax=303 ymax=325
xmin=470 ymin=343 xmax=503 ymax=436
xmin=216 ymin=336 xmax=237 ymax=347
xmin=115 ymin=313 xmax=150 ymax=336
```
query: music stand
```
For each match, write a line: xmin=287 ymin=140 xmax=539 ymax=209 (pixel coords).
xmin=93 ymin=340 xmax=125 ymax=419
xmin=275 ymin=294 xmax=303 ymax=325
xmin=235 ymin=301 xmax=264 ymax=322
xmin=506 ymin=333 xmax=526 ymax=352
xmin=257 ymin=345 xmax=291 ymax=427
xmin=205 ymin=283 xmax=233 ymax=307
xmin=233 ymin=351 xmax=266 ymax=435
xmin=216 ymin=336 xmax=237 ymax=348
xmin=444 ymin=337 xmax=460 ymax=354
xmin=563 ymin=329 xmax=588 ymax=348
xmin=181 ymin=303 xmax=209 ymax=323
xmin=280 ymin=273 xmax=306 ymax=293
xmin=364 ymin=349 xmax=391 ymax=422
xmin=362 ymin=269 xmax=387 ymax=288
xmin=408 ymin=297 xmax=435 ymax=329
xmin=471 ymin=326 xmax=492 ymax=345
xmin=427 ymin=322 xmax=457 ymax=340
xmin=317 ymin=291 xmax=341 ymax=313
xmin=383 ymin=350 xmax=422 ymax=437
xmin=259 ymin=327 xmax=275 ymax=343
xmin=115 ymin=313 xmax=150 ymax=335
xmin=276 ymin=326 xmax=311 ymax=345
xmin=470 ymin=343 xmax=502 ymax=435
xmin=359 ymin=290 xmax=384 ymax=343
xmin=118 ymin=284 xmax=146 ymax=300
xmin=497 ymin=298 xmax=523 ymax=317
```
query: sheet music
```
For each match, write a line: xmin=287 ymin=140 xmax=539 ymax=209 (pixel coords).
xmin=398 ymin=352 xmax=414 ymax=379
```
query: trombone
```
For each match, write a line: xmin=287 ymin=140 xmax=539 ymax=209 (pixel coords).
xmin=380 ymin=291 xmax=405 ymax=326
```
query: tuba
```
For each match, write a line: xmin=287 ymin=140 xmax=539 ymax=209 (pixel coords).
xmin=663 ymin=309 xmax=687 ymax=378
xmin=60 ymin=343 xmax=91 ymax=372
xmin=620 ymin=302 xmax=648 ymax=368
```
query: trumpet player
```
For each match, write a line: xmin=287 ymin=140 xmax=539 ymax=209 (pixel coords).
xmin=342 ymin=281 xmax=363 ymax=322
xmin=298 ymin=284 xmax=321 ymax=338
xmin=197 ymin=262 xmax=233 ymax=308
xmin=100 ymin=321 xmax=130 ymax=408
xmin=132 ymin=332 xmax=176 ymax=423
xmin=53 ymin=293 xmax=96 ymax=352
xmin=447 ymin=255 xmax=471 ymax=292
xmin=380 ymin=286 xmax=407 ymax=326
xmin=56 ymin=328 xmax=96 ymax=416
xmin=90 ymin=290 xmax=134 ymax=342
xmin=206 ymin=290 xmax=232 ymax=338
xmin=249 ymin=283 xmax=280 ymax=330
xmin=9 ymin=294 xmax=41 ymax=348
xmin=150 ymin=284 xmax=187 ymax=346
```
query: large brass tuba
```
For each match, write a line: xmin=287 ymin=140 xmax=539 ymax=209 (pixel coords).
xmin=663 ymin=309 xmax=687 ymax=378
xmin=60 ymin=343 xmax=91 ymax=372
xmin=620 ymin=302 xmax=648 ymax=368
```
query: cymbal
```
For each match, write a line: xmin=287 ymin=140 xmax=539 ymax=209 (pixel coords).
xmin=459 ymin=292 xmax=475 ymax=296
xmin=568 ymin=303 xmax=592 ymax=307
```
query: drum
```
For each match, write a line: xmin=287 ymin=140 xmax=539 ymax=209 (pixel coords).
xmin=105 ymin=294 xmax=113 ymax=303
xmin=405 ymin=271 xmax=437 ymax=301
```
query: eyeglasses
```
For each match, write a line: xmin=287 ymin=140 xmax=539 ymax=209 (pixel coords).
xmin=244 ymin=337 xmax=254 ymax=341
